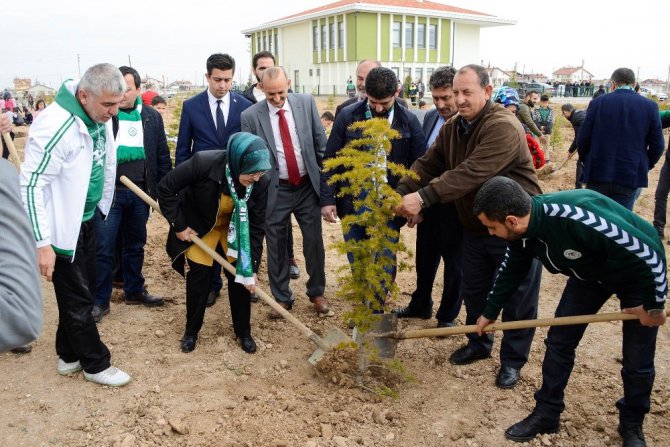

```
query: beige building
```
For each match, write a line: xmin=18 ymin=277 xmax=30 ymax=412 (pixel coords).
xmin=242 ymin=0 xmax=513 ymax=95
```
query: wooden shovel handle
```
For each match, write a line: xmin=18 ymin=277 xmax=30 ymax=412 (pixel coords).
xmin=119 ymin=176 xmax=330 ymax=350
xmin=387 ymin=309 xmax=669 ymax=340
xmin=2 ymin=132 xmax=20 ymax=171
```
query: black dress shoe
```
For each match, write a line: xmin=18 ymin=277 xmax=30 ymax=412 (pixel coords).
xmin=206 ymin=290 xmax=220 ymax=307
xmin=180 ymin=336 xmax=197 ymax=353
xmin=393 ymin=305 xmax=431 ymax=320
xmin=125 ymin=289 xmax=164 ymax=307
xmin=618 ymin=424 xmax=647 ymax=447
xmin=238 ymin=336 xmax=257 ymax=354
xmin=496 ymin=366 xmax=520 ymax=389
xmin=505 ymin=412 xmax=560 ymax=442
xmin=449 ymin=345 xmax=491 ymax=365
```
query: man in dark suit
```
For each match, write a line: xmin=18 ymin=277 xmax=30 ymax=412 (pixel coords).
xmin=335 ymin=60 xmax=408 ymax=118
xmin=93 ymin=66 xmax=171 ymax=322
xmin=395 ymin=66 xmax=463 ymax=328
xmin=175 ymin=53 xmax=252 ymax=305
xmin=175 ymin=53 xmax=251 ymax=165
xmin=577 ymin=67 xmax=665 ymax=210
xmin=321 ymin=67 xmax=425 ymax=309
xmin=334 ymin=60 xmax=381 ymax=117
xmin=241 ymin=67 xmax=330 ymax=317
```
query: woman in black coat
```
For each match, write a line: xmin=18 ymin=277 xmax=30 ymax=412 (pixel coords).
xmin=157 ymin=132 xmax=270 ymax=353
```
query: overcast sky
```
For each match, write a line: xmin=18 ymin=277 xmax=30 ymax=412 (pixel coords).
xmin=4 ymin=0 xmax=669 ymax=90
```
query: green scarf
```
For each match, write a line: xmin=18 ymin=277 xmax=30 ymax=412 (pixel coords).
xmin=55 ymin=80 xmax=107 ymax=222
xmin=116 ymin=96 xmax=145 ymax=164
xmin=225 ymin=132 xmax=272 ymax=284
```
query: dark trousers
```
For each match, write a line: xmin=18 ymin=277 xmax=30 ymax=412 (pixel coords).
xmin=94 ymin=188 xmax=149 ymax=307
xmin=409 ymin=203 xmax=463 ymax=322
xmin=52 ymin=220 xmax=111 ymax=374
xmin=653 ymin=157 xmax=670 ymax=232
xmin=534 ymin=278 xmax=657 ymax=426
xmin=266 ymin=182 xmax=325 ymax=303
xmin=575 ymin=161 xmax=584 ymax=189
xmin=461 ymin=231 xmax=542 ymax=369
xmin=343 ymin=216 xmax=402 ymax=309
xmin=185 ymin=257 xmax=251 ymax=338
xmin=587 ymin=182 xmax=637 ymax=211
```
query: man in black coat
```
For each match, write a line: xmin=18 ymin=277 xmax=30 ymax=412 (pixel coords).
xmin=92 ymin=66 xmax=172 ymax=322
xmin=561 ymin=103 xmax=586 ymax=189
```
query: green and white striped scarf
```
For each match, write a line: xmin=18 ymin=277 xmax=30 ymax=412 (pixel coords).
xmin=116 ymin=97 xmax=145 ymax=164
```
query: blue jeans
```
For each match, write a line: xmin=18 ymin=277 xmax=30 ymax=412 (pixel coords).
xmin=343 ymin=216 xmax=402 ymax=310
xmin=587 ymin=182 xmax=637 ymax=211
xmin=95 ymin=188 xmax=150 ymax=308
xmin=534 ymin=278 xmax=657 ymax=425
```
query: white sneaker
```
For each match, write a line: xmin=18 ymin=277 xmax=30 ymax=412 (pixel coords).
xmin=57 ymin=358 xmax=82 ymax=375
xmin=83 ymin=366 xmax=132 ymax=387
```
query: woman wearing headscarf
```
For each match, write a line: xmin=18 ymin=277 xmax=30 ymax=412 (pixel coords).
xmin=157 ymin=132 xmax=271 ymax=353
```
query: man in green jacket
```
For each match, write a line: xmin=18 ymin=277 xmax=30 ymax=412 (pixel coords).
xmin=474 ymin=176 xmax=666 ymax=447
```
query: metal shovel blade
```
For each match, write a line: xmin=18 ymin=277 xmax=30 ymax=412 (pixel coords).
xmin=353 ymin=313 xmax=399 ymax=359
xmin=308 ymin=327 xmax=353 ymax=365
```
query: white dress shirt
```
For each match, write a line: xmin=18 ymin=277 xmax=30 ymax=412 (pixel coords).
xmin=207 ymin=89 xmax=230 ymax=128
xmin=267 ymin=100 xmax=307 ymax=179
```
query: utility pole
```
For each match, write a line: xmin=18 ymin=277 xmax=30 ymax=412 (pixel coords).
xmin=77 ymin=53 xmax=81 ymax=77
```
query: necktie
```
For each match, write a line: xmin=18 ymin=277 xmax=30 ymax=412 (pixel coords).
xmin=276 ymin=109 xmax=301 ymax=185
xmin=216 ymin=99 xmax=225 ymax=143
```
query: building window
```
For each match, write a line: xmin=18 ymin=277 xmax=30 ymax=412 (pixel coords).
xmin=309 ymin=69 xmax=313 ymax=77
xmin=426 ymin=68 xmax=434 ymax=82
xmin=329 ymin=23 xmax=335 ymax=49
xmin=338 ymin=22 xmax=344 ymax=48
xmin=415 ymin=68 xmax=423 ymax=82
xmin=321 ymin=25 xmax=327 ymax=49
xmin=403 ymin=67 xmax=412 ymax=82
xmin=268 ymin=33 xmax=272 ymax=52
xmin=313 ymin=26 xmax=318 ymax=50
xmin=405 ymin=22 xmax=414 ymax=48
xmin=391 ymin=67 xmax=400 ymax=79
xmin=429 ymin=24 xmax=437 ymax=50
xmin=274 ymin=34 xmax=278 ymax=54
xmin=392 ymin=22 xmax=402 ymax=48
xmin=263 ymin=35 xmax=267 ymax=50
xmin=417 ymin=23 xmax=426 ymax=49
xmin=316 ymin=68 xmax=321 ymax=76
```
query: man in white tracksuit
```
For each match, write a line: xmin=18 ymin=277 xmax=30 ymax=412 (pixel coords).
xmin=20 ymin=63 xmax=132 ymax=387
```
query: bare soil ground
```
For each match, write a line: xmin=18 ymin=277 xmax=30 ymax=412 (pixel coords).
xmin=2 ymin=101 xmax=670 ymax=447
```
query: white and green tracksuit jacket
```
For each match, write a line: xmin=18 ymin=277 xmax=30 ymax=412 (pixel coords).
xmin=20 ymin=80 xmax=117 ymax=260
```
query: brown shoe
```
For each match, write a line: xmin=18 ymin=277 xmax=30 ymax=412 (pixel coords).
xmin=311 ymin=296 xmax=330 ymax=314
xmin=269 ymin=301 xmax=291 ymax=320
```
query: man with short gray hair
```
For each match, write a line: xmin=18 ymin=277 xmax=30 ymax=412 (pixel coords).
xmin=20 ymin=63 xmax=132 ymax=387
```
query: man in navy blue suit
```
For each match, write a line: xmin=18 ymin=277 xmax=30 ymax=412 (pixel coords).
xmin=577 ymin=67 xmax=665 ymax=210
xmin=175 ymin=53 xmax=252 ymax=305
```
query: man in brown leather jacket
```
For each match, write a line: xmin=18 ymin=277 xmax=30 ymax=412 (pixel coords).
xmin=395 ymin=64 xmax=543 ymax=390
